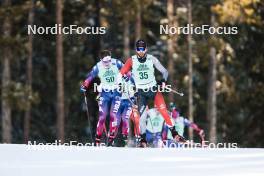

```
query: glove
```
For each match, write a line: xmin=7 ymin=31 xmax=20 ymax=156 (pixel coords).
xmin=80 ymin=80 xmax=90 ymax=93
xmin=161 ymin=79 xmax=166 ymax=88
xmin=174 ymin=134 xmax=186 ymax=143
xmin=117 ymin=82 xmax=124 ymax=93
xmin=96 ymin=94 xmax=101 ymax=101
xmin=157 ymin=79 xmax=167 ymax=89
xmin=123 ymin=74 xmax=130 ymax=82
xmin=80 ymin=85 xmax=88 ymax=93
xmin=169 ymin=127 xmax=186 ymax=143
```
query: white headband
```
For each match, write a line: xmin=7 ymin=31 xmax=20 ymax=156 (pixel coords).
xmin=102 ymin=56 xmax=111 ymax=61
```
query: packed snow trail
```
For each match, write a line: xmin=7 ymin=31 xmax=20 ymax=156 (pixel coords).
xmin=0 ymin=144 xmax=264 ymax=176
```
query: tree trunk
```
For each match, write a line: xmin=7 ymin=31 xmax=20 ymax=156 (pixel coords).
xmin=24 ymin=0 xmax=35 ymax=143
xmin=187 ymin=0 xmax=194 ymax=140
xmin=123 ymin=10 xmax=130 ymax=58
xmin=1 ymin=0 xmax=12 ymax=143
xmin=56 ymin=0 xmax=65 ymax=143
xmin=93 ymin=0 xmax=101 ymax=61
xmin=135 ymin=2 xmax=142 ymax=41
xmin=167 ymin=0 xmax=176 ymax=103
xmin=207 ymin=14 xmax=217 ymax=143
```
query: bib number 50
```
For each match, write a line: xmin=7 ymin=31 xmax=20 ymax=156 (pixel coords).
xmin=106 ymin=77 xmax=114 ymax=82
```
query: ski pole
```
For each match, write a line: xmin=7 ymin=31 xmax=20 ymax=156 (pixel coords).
xmin=83 ymin=92 xmax=93 ymax=142
xmin=170 ymin=88 xmax=184 ymax=96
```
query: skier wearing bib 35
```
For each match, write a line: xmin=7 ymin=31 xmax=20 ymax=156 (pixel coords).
xmin=117 ymin=39 xmax=185 ymax=147
xmin=81 ymin=50 xmax=123 ymax=146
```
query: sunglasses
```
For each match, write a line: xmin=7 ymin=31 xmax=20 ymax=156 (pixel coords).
xmin=136 ymin=47 xmax=146 ymax=52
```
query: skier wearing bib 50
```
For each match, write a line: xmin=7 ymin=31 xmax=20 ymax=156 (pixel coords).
xmin=81 ymin=50 xmax=123 ymax=146
xmin=117 ymin=39 xmax=185 ymax=147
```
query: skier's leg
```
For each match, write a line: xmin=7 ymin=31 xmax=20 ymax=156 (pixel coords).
xmin=153 ymin=132 xmax=163 ymax=148
xmin=145 ymin=130 xmax=154 ymax=145
xmin=138 ymin=90 xmax=148 ymax=134
xmin=116 ymin=100 xmax=124 ymax=135
xmin=96 ymin=93 xmax=110 ymax=144
xmin=108 ymin=93 xmax=121 ymax=145
xmin=154 ymin=91 xmax=186 ymax=142
xmin=130 ymin=105 xmax=140 ymax=138
xmin=154 ymin=91 xmax=173 ymax=127
xmin=117 ymin=100 xmax=131 ymax=146
xmin=137 ymin=90 xmax=148 ymax=147
xmin=121 ymin=100 xmax=132 ymax=136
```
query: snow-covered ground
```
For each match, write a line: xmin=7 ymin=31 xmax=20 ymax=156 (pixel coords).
xmin=0 ymin=144 xmax=264 ymax=176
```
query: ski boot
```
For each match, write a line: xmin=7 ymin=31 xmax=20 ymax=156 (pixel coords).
xmin=137 ymin=134 xmax=147 ymax=148
xmin=95 ymin=134 xmax=101 ymax=147
xmin=107 ymin=133 xmax=115 ymax=147
xmin=120 ymin=134 xmax=128 ymax=147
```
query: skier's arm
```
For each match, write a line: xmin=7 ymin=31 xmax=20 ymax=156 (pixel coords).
xmin=81 ymin=65 xmax=99 ymax=89
xmin=152 ymin=57 xmax=168 ymax=81
xmin=183 ymin=118 xmax=192 ymax=127
xmin=118 ymin=59 xmax=132 ymax=82
xmin=116 ymin=60 xmax=124 ymax=70
xmin=116 ymin=58 xmax=132 ymax=85
xmin=184 ymin=118 xmax=204 ymax=136
xmin=120 ymin=58 xmax=132 ymax=75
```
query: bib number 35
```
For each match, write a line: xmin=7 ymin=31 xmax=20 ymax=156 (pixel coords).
xmin=139 ymin=72 xmax=148 ymax=79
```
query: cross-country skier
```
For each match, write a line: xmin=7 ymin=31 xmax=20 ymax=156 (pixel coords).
xmin=164 ymin=102 xmax=205 ymax=147
xmin=145 ymin=107 xmax=165 ymax=148
xmin=81 ymin=50 xmax=123 ymax=146
xmin=115 ymin=74 xmax=135 ymax=146
xmin=117 ymin=39 xmax=185 ymax=147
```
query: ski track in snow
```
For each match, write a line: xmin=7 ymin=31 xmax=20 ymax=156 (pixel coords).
xmin=0 ymin=144 xmax=264 ymax=176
